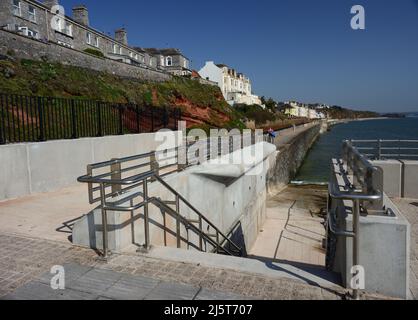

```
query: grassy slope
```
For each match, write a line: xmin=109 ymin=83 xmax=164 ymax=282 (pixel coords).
xmin=0 ymin=58 xmax=244 ymax=129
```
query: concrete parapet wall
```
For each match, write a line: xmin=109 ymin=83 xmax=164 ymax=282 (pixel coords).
xmin=371 ymin=160 xmax=403 ymax=198
xmin=371 ymin=160 xmax=418 ymax=199
xmin=401 ymin=161 xmax=418 ymax=199
xmin=0 ymin=132 xmax=178 ymax=201
xmin=267 ymin=124 xmax=321 ymax=194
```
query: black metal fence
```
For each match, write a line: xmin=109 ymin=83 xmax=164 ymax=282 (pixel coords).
xmin=0 ymin=93 xmax=182 ymax=144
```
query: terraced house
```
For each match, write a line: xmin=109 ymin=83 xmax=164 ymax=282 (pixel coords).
xmin=0 ymin=0 xmax=190 ymax=74
xmin=198 ymin=61 xmax=262 ymax=106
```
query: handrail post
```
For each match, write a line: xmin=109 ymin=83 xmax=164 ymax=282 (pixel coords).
xmin=176 ymin=194 xmax=181 ymax=248
xmin=377 ymin=139 xmax=382 ymax=160
xmin=352 ymin=199 xmax=361 ymax=300
xmin=150 ymin=152 xmax=160 ymax=182
xmin=216 ymin=231 xmax=220 ymax=253
xmin=100 ymin=183 xmax=109 ymax=260
xmin=199 ymin=217 xmax=203 ymax=251
xmin=110 ymin=159 xmax=122 ymax=195
xmin=143 ymin=178 xmax=150 ymax=251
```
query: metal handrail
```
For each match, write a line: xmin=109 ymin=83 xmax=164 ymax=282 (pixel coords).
xmin=328 ymin=179 xmax=382 ymax=202
xmin=327 ymin=208 xmax=355 ymax=238
xmin=350 ymin=139 xmax=418 ymax=160
xmin=153 ymin=175 xmax=243 ymax=254
xmin=328 ymin=141 xmax=385 ymax=299
xmin=80 ymin=134 xmax=262 ymax=205
xmin=149 ymin=197 xmax=240 ymax=256
xmin=78 ymin=168 xmax=243 ymax=259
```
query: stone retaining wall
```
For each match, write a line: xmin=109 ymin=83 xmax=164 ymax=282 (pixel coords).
xmin=0 ymin=30 xmax=171 ymax=82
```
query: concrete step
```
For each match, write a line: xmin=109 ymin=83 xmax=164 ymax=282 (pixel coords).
xmin=130 ymin=245 xmax=342 ymax=290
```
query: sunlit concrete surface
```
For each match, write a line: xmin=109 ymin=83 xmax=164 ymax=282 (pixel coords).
xmin=0 ymin=185 xmax=94 ymax=243
xmin=249 ymin=185 xmax=327 ymax=267
xmin=391 ymin=198 xmax=418 ymax=299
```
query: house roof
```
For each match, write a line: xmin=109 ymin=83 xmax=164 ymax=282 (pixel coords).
xmin=191 ymin=70 xmax=201 ymax=78
xmin=143 ymin=48 xmax=183 ymax=56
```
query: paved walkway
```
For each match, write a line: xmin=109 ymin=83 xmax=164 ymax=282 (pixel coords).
xmin=0 ymin=233 xmax=348 ymax=300
xmin=391 ymin=198 xmax=418 ymax=299
xmin=273 ymin=123 xmax=318 ymax=148
xmin=0 ymin=185 xmax=94 ymax=243
xmin=250 ymin=185 xmax=327 ymax=267
xmin=4 ymin=264 xmax=249 ymax=300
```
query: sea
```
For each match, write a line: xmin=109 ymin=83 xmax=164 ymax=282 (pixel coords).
xmin=293 ymin=116 xmax=418 ymax=184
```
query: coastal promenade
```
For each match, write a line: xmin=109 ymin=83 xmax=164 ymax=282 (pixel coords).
xmin=0 ymin=121 xmax=409 ymax=300
xmin=0 ymin=121 xmax=346 ymax=300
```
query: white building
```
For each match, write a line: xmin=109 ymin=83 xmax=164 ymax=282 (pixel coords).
xmin=284 ymin=101 xmax=327 ymax=119
xmin=198 ymin=61 xmax=261 ymax=106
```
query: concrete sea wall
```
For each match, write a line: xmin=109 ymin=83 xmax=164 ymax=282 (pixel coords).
xmin=267 ymin=124 xmax=321 ymax=194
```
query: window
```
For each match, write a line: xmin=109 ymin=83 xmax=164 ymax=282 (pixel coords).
xmin=113 ymin=44 xmax=117 ymax=54
xmin=28 ymin=6 xmax=36 ymax=22
xmin=18 ymin=27 xmax=38 ymax=39
xmin=134 ymin=54 xmax=138 ymax=60
xmin=86 ymin=32 xmax=91 ymax=44
xmin=129 ymin=51 xmax=133 ymax=58
xmin=166 ymin=56 xmax=172 ymax=66
xmin=94 ymin=36 xmax=99 ymax=48
xmin=54 ymin=17 xmax=63 ymax=32
xmin=119 ymin=46 xmax=122 ymax=55
xmin=28 ymin=29 xmax=38 ymax=39
xmin=65 ymin=24 xmax=72 ymax=37
xmin=13 ymin=0 xmax=21 ymax=16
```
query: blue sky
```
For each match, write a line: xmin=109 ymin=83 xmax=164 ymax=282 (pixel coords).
xmin=58 ymin=0 xmax=418 ymax=112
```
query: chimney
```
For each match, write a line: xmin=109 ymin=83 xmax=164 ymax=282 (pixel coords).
xmin=72 ymin=5 xmax=89 ymax=26
xmin=115 ymin=28 xmax=128 ymax=46
xmin=43 ymin=0 xmax=59 ymax=9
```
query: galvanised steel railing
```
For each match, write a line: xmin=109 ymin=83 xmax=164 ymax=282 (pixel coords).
xmin=77 ymin=135 xmax=264 ymax=259
xmin=327 ymin=140 xmax=384 ymax=300
xmin=78 ymin=162 xmax=244 ymax=260
xmin=350 ymin=139 xmax=418 ymax=160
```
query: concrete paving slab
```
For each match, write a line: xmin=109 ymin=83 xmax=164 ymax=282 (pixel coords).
xmin=0 ymin=185 xmax=94 ymax=243
xmin=145 ymin=281 xmax=200 ymax=300
xmin=66 ymin=268 xmax=123 ymax=295
xmin=36 ymin=263 xmax=93 ymax=286
xmin=101 ymin=274 xmax=160 ymax=300
xmin=3 ymin=281 xmax=98 ymax=300
xmin=195 ymin=288 xmax=251 ymax=300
